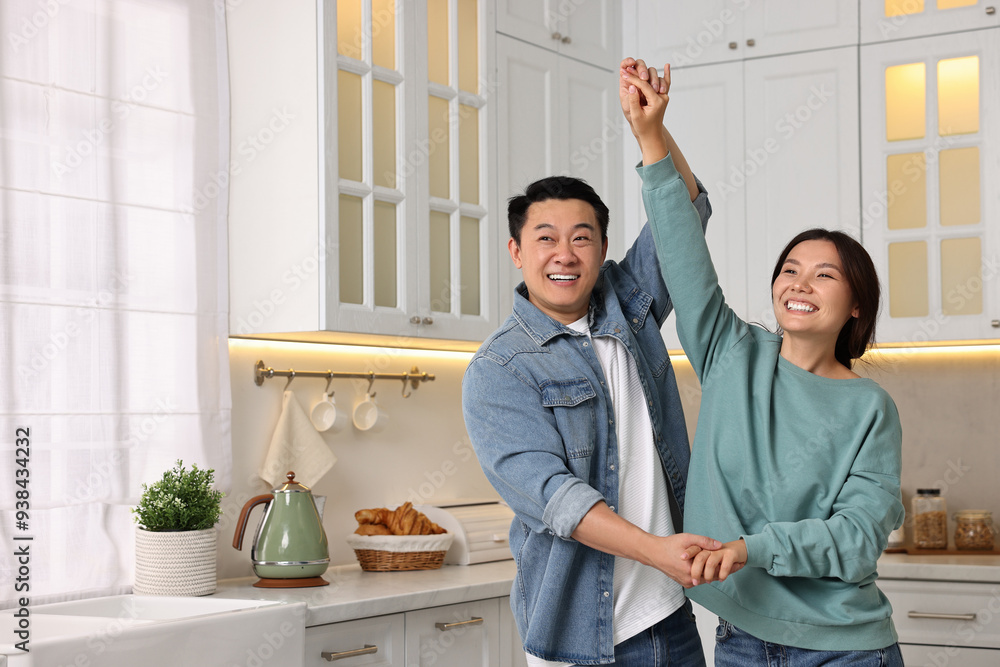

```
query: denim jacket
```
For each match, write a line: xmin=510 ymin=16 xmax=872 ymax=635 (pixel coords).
xmin=462 ymin=170 xmax=711 ymax=664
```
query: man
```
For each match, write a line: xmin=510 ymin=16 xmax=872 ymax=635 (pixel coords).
xmin=461 ymin=61 xmax=718 ymax=666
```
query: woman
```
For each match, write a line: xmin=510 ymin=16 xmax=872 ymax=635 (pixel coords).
xmin=621 ymin=59 xmax=905 ymax=665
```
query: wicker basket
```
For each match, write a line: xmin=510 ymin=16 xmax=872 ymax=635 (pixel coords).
xmin=346 ymin=533 xmax=454 ymax=572
xmin=134 ymin=527 xmax=217 ymax=596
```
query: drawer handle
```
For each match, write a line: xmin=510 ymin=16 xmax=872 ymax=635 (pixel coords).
xmin=321 ymin=644 xmax=378 ymax=661
xmin=907 ymin=611 xmax=977 ymax=621
xmin=435 ymin=616 xmax=483 ymax=631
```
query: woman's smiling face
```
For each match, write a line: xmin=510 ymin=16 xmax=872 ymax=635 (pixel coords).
xmin=772 ymin=239 xmax=859 ymax=342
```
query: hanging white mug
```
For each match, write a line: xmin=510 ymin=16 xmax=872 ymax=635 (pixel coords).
xmin=310 ymin=391 xmax=346 ymax=433
xmin=352 ymin=392 xmax=388 ymax=432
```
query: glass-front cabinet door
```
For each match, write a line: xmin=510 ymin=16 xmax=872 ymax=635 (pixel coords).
xmin=860 ymin=29 xmax=999 ymax=343
xmin=326 ymin=0 xmax=495 ymax=342
xmin=861 ymin=0 xmax=999 ymax=43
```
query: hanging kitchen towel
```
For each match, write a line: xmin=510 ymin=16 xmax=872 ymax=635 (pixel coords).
xmin=260 ymin=390 xmax=337 ymax=488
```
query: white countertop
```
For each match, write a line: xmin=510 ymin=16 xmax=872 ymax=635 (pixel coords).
xmin=877 ymin=552 xmax=1000 ymax=583
xmin=210 ymin=553 xmax=1000 ymax=629
xmin=212 ymin=559 xmax=517 ymax=627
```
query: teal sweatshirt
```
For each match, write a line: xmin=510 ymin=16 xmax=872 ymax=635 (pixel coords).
xmin=640 ymin=155 xmax=904 ymax=651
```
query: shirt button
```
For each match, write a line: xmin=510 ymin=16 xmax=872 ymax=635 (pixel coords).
xmin=609 ymin=506 xmax=615 ymax=512
xmin=672 ymin=472 xmax=679 ymax=481
xmin=632 ymin=318 xmax=639 ymax=324
xmin=614 ymin=328 xmax=621 ymax=333
xmin=583 ymin=341 xmax=589 ymax=347
xmin=603 ymin=591 xmax=610 ymax=597
xmin=609 ymin=464 xmax=615 ymax=471
xmin=608 ymin=419 xmax=614 ymax=426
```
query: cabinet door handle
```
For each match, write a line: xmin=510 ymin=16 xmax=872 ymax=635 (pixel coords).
xmin=746 ymin=38 xmax=756 ymax=47
xmin=321 ymin=644 xmax=378 ymax=661
xmin=728 ymin=42 xmax=738 ymax=49
xmin=907 ymin=611 xmax=977 ymax=621
xmin=422 ymin=316 xmax=434 ymax=325
xmin=551 ymin=31 xmax=562 ymax=41
xmin=436 ymin=616 xmax=483 ymax=631
xmin=987 ymin=6 xmax=995 ymax=15
xmin=410 ymin=315 xmax=421 ymax=325
xmin=992 ymin=319 xmax=999 ymax=328
xmin=561 ymin=35 xmax=571 ymax=44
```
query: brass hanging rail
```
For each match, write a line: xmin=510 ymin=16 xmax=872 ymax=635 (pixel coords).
xmin=253 ymin=360 xmax=435 ymax=397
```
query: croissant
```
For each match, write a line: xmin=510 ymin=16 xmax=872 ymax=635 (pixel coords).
xmin=354 ymin=502 xmax=446 ymax=536
xmin=355 ymin=508 xmax=392 ymax=525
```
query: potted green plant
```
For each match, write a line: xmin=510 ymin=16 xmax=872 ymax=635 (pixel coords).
xmin=132 ymin=460 xmax=224 ymax=596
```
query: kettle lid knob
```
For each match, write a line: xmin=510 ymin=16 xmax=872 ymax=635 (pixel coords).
xmin=277 ymin=471 xmax=311 ymax=493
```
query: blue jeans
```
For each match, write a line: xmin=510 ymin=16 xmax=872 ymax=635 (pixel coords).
xmin=610 ymin=600 xmax=707 ymax=667
xmin=715 ymin=619 xmax=904 ymax=666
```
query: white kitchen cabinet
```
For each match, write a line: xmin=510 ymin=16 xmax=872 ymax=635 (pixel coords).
xmin=627 ymin=0 xmax=858 ymax=69
xmin=228 ymin=0 xmax=501 ymax=344
xmin=305 ymin=598 xmax=506 ymax=667
xmin=404 ymin=598 xmax=499 ymax=666
xmin=880 ymin=578 xmax=1000 ymax=664
xmin=496 ymin=0 xmax=620 ymax=69
xmin=861 ymin=0 xmax=1000 ymax=44
xmin=305 ymin=613 xmax=406 ymax=666
xmin=621 ymin=47 xmax=859 ymax=349
xmin=498 ymin=596 xmax=529 ymax=667
xmin=495 ymin=32 xmax=624 ymax=301
xmin=860 ymin=29 xmax=1000 ymax=343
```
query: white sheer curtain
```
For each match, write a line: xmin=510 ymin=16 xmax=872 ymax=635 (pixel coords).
xmin=0 ymin=0 xmax=231 ymax=606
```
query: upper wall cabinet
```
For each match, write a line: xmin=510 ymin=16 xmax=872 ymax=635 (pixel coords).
xmin=622 ymin=45 xmax=859 ymax=350
xmin=628 ymin=0 xmax=858 ymax=68
xmin=496 ymin=0 xmax=620 ymax=68
xmin=494 ymin=6 xmax=623 ymax=309
xmin=861 ymin=0 xmax=1000 ymax=44
xmin=228 ymin=0 xmax=499 ymax=344
xmin=860 ymin=29 xmax=999 ymax=343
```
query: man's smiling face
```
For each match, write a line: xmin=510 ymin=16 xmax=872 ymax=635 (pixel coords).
xmin=508 ymin=198 xmax=608 ymax=325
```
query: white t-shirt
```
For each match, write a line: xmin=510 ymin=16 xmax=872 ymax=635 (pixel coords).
xmin=526 ymin=315 xmax=684 ymax=667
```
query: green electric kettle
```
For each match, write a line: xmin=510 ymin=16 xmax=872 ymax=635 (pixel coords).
xmin=233 ymin=472 xmax=330 ymax=587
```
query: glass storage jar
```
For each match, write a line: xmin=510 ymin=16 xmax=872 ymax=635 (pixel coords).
xmin=912 ymin=488 xmax=947 ymax=549
xmin=954 ymin=510 xmax=994 ymax=551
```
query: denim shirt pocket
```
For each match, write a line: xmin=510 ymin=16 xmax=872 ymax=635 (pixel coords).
xmin=621 ymin=288 xmax=670 ymax=378
xmin=540 ymin=377 xmax=597 ymax=459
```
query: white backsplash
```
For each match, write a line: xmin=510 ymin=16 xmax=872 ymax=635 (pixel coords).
xmin=221 ymin=339 xmax=1000 ymax=580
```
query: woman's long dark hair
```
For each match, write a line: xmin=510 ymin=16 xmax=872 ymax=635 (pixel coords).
xmin=770 ymin=229 xmax=881 ymax=370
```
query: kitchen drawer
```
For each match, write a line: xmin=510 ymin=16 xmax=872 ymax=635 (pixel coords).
xmin=305 ymin=613 xmax=405 ymax=666
xmin=404 ymin=599 xmax=499 ymax=666
xmin=900 ymin=644 xmax=1000 ymax=667
xmin=880 ymin=579 xmax=1000 ymax=649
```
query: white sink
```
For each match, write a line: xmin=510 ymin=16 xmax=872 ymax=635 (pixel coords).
xmin=2 ymin=595 xmax=306 ymax=666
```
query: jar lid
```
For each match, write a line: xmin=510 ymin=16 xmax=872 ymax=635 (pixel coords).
xmin=916 ymin=488 xmax=941 ymax=495
xmin=955 ymin=509 xmax=992 ymax=519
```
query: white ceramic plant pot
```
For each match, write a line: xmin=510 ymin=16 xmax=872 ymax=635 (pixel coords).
xmin=134 ymin=527 xmax=217 ymax=596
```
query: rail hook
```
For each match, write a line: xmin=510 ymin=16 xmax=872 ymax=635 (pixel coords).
xmin=283 ymin=370 xmax=296 ymax=390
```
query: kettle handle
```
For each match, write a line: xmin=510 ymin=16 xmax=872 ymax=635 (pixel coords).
xmin=232 ymin=494 xmax=273 ymax=550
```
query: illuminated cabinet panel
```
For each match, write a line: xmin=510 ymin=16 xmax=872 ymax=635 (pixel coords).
xmin=860 ymin=29 xmax=1000 ymax=342
xmin=227 ymin=0 xmax=498 ymax=344
xmin=861 ymin=0 xmax=999 ymax=43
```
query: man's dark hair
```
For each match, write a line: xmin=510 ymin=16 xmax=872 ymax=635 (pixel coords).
xmin=507 ymin=176 xmax=610 ymax=245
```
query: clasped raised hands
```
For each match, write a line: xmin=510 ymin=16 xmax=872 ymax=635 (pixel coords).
xmin=619 ymin=57 xmax=671 ymax=164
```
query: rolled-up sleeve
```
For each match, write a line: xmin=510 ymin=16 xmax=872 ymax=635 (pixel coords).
xmin=462 ymin=356 xmax=603 ymax=539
